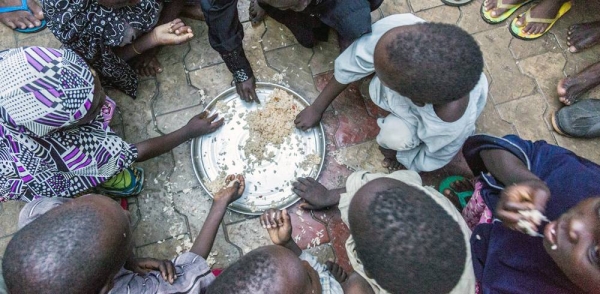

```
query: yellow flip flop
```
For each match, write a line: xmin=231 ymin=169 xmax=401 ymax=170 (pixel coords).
xmin=509 ymin=1 xmax=572 ymax=40
xmin=480 ymin=0 xmax=533 ymax=24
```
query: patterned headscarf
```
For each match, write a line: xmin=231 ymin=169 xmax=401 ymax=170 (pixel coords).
xmin=43 ymin=0 xmax=161 ymax=98
xmin=0 ymin=47 xmax=138 ymax=201
xmin=0 ymin=47 xmax=95 ymax=137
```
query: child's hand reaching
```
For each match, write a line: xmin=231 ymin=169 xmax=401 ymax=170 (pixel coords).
xmin=184 ymin=111 xmax=224 ymax=139
xmin=260 ymin=209 xmax=292 ymax=246
xmin=127 ymin=257 xmax=176 ymax=284
xmin=152 ymin=18 xmax=194 ymax=46
xmin=496 ymin=179 xmax=550 ymax=234
xmin=213 ymin=174 xmax=245 ymax=205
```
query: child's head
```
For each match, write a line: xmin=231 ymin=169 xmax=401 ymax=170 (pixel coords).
xmin=259 ymin=0 xmax=310 ymax=12
xmin=348 ymin=178 xmax=468 ymax=293
xmin=207 ymin=245 xmax=321 ymax=294
xmin=3 ymin=194 xmax=133 ymax=294
xmin=373 ymin=23 xmax=483 ymax=105
xmin=543 ymin=197 xmax=600 ymax=292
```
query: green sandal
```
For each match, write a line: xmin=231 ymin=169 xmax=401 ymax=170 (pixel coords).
xmin=438 ymin=175 xmax=473 ymax=209
xmin=96 ymin=166 xmax=145 ymax=197
xmin=480 ymin=0 xmax=533 ymax=24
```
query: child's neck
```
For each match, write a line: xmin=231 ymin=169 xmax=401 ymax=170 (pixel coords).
xmin=432 ymin=94 xmax=469 ymax=123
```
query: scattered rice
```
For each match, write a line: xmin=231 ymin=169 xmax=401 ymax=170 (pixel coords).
xmin=299 ymin=154 xmax=321 ymax=170
xmin=244 ymin=89 xmax=301 ymax=161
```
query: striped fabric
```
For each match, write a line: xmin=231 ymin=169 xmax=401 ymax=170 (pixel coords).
xmin=0 ymin=47 xmax=137 ymax=201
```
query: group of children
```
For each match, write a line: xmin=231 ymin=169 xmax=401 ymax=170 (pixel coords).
xmin=1 ymin=0 xmax=600 ymax=292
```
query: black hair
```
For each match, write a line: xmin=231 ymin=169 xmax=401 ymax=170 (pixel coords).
xmin=3 ymin=204 xmax=126 ymax=294
xmin=382 ymin=22 xmax=483 ymax=103
xmin=207 ymin=246 xmax=281 ymax=293
xmin=350 ymin=183 xmax=467 ymax=293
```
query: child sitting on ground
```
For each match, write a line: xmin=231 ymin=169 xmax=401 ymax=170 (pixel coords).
xmin=43 ymin=0 xmax=197 ymax=98
xmin=293 ymin=170 xmax=475 ymax=293
xmin=2 ymin=175 xmax=245 ymax=293
xmin=207 ymin=209 xmax=370 ymax=294
xmin=451 ymin=134 xmax=600 ymax=293
xmin=248 ymin=0 xmax=382 ymax=49
xmin=294 ymin=13 xmax=488 ymax=172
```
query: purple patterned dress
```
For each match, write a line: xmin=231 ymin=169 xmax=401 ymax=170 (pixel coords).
xmin=0 ymin=47 xmax=138 ymax=202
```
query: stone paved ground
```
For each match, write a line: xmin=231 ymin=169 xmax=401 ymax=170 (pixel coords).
xmin=1 ymin=0 xmax=599 ymax=276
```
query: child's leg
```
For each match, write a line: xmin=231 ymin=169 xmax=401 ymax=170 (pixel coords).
xmin=259 ymin=4 xmax=323 ymax=48
xmin=376 ymin=115 xmax=419 ymax=169
xmin=461 ymin=180 xmax=493 ymax=230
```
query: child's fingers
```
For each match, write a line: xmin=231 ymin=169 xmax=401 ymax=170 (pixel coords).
xmin=305 ymin=177 xmax=317 ymax=183
xmin=292 ymin=181 xmax=307 ymax=192
xmin=260 ymin=214 xmax=268 ymax=228
xmin=166 ymin=261 xmax=176 ymax=284
xmin=207 ymin=113 xmax=219 ymax=122
xmin=296 ymin=177 xmax=312 ymax=187
xmin=274 ymin=210 xmax=283 ymax=227
xmin=299 ymin=201 xmax=317 ymax=210
xmin=210 ymin=117 xmax=225 ymax=130
xmin=503 ymin=201 xmax=535 ymax=212
xmin=198 ymin=111 xmax=209 ymax=119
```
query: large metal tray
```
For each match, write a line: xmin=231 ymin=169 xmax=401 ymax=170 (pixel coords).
xmin=191 ymin=83 xmax=325 ymax=215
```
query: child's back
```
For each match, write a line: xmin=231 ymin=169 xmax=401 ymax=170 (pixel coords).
xmin=295 ymin=14 xmax=487 ymax=172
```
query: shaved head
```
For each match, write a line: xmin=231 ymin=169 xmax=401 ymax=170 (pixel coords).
xmin=349 ymin=178 xmax=467 ymax=293
xmin=3 ymin=195 xmax=132 ymax=294
xmin=374 ymin=23 xmax=483 ymax=104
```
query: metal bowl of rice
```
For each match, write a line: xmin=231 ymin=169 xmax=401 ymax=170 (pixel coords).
xmin=191 ymin=83 xmax=326 ymax=215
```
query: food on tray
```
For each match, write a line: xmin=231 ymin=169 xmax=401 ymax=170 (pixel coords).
xmin=299 ymin=154 xmax=321 ymax=170
xmin=244 ymin=88 xmax=301 ymax=161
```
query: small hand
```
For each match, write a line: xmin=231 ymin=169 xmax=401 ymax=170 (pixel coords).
xmin=294 ymin=105 xmax=322 ymax=131
xmin=235 ymin=76 xmax=259 ymax=103
xmin=129 ymin=258 xmax=176 ymax=284
xmin=496 ymin=179 xmax=550 ymax=232
xmin=184 ymin=111 xmax=224 ymax=139
xmin=213 ymin=174 xmax=245 ymax=205
xmin=292 ymin=177 xmax=339 ymax=210
xmin=260 ymin=208 xmax=292 ymax=246
xmin=153 ymin=19 xmax=194 ymax=46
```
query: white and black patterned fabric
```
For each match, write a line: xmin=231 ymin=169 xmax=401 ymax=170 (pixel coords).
xmin=43 ymin=0 xmax=161 ymax=98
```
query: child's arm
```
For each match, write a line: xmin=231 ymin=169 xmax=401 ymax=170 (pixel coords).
xmin=114 ymin=19 xmax=194 ymax=61
xmin=135 ymin=111 xmax=223 ymax=162
xmin=295 ymin=77 xmax=348 ymax=130
xmin=190 ymin=175 xmax=245 ymax=258
xmin=260 ymin=209 xmax=302 ymax=256
xmin=480 ymin=149 xmax=550 ymax=232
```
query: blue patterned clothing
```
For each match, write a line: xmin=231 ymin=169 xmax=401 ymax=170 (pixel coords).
xmin=0 ymin=47 xmax=137 ymax=201
xmin=298 ymin=251 xmax=343 ymax=294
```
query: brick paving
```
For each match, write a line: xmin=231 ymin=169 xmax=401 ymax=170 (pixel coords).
xmin=0 ymin=0 xmax=599 ymax=274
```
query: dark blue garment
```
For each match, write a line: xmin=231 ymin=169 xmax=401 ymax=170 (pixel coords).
xmin=463 ymin=134 xmax=600 ymax=294
xmin=259 ymin=0 xmax=381 ymax=48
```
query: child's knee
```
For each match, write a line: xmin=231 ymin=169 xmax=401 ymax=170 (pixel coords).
xmin=376 ymin=116 xmax=419 ymax=150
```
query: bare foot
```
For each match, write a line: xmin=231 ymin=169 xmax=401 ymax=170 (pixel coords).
xmin=567 ymin=21 xmax=600 ymax=53
xmin=326 ymin=261 xmax=348 ymax=284
xmin=292 ymin=177 xmax=339 ymax=210
xmin=514 ymin=0 xmax=568 ymax=35
xmin=379 ymin=146 xmax=403 ymax=170
xmin=483 ymin=0 xmax=527 ymax=18
xmin=0 ymin=0 xmax=43 ymax=30
xmin=180 ymin=4 xmax=205 ymax=21
xmin=249 ymin=0 xmax=265 ymax=27
xmin=442 ymin=178 xmax=473 ymax=210
xmin=132 ymin=51 xmax=163 ymax=77
xmin=557 ymin=61 xmax=600 ymax=105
